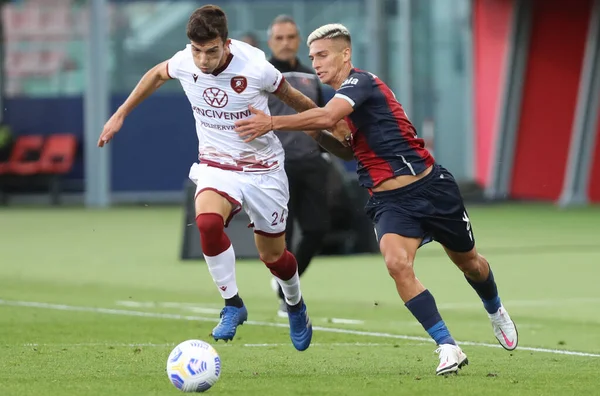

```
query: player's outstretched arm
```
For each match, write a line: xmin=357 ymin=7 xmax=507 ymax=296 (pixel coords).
xmin=272 ymin=80 xmax=351 ymax=145
xmin=274 ymin=97 xmax=352 ymax=131
xmin=98 ymin=61 xmax=171 ymax=147
xmin=235 ymin=97 xmax=353 ymax=142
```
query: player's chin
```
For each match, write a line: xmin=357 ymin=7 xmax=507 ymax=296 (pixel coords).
xmin=316 ymin=73 xmax=329 ymax=84
xmin=199 ymin=68 xmax=213 ymax=74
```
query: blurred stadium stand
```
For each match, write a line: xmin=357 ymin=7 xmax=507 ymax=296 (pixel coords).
xmin=0 ymin=0 xmax=598 ymax=210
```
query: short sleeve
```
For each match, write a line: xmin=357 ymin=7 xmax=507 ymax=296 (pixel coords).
xmin=260 ymin=59 xmax=285 ymax=93
xmin=166 ymin=48 xmax=187 ymax=80
xmin=334 ymin=73 xmax=373 ymax=108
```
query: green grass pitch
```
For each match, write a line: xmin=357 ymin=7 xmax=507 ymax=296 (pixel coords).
xmin=1 ymin=203 xmax=599 ymax=395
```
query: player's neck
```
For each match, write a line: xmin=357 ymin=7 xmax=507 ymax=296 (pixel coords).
xmin=216 ymin=47 xmax=231 ymax=69
xmin=331 ymin=64 xmax=354 ymax=90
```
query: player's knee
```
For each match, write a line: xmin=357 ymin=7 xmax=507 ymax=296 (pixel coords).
xmin=258 ymin=240 xmax=286 ymax=263
xmin=259 ymin=250 xmax=284 ymax=264
xmin=384 ymin=249 xmax=414 ymax=281
xmin=256 ymin=236 xmax=286 ymax=264
xmin=260 ymin=249 xmax=296 ymax=280
xmin=196 ymin=213 xmax=225 ymax=242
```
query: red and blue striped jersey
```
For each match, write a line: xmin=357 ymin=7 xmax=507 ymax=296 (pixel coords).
xmin=335 ymin=68 xmax=434 ymax=189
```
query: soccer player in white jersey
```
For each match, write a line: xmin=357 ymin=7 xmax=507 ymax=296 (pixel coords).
xmin=96 ymin=5 xmax=340 ymax=351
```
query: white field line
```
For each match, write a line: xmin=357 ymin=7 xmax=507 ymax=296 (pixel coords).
xmin=329 ymin=318 xmax=365 ymax=325
xmin=1 ymin=299 xmax=599 ymax=358
xmin=20 ymin=342 xmax=397 ymax=348
xmin=115 ymin=300 xmax=365 ymax=325
xmin=116 ymin=300 xmax=222 ymax=315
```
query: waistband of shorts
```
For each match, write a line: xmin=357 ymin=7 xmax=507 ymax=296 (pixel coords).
xmin=370 ymin=164 xmax=440 ymax=198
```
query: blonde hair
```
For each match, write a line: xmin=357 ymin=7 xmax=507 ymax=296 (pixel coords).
xmin=307 ymin=23 xmax=351 ymax=46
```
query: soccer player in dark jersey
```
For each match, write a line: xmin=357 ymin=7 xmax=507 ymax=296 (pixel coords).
xmin=235 ymin=23 xmax=518 ymax=376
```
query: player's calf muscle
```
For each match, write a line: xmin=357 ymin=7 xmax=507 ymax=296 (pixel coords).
xmin=462 ymin=254 xmax=490 ymax=282
xmin=444 ymin=247 xmax=488 ymax=281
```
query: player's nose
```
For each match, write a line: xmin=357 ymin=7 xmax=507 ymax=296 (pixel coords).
xmin=197 ymin=54 xmax=209 ymax=66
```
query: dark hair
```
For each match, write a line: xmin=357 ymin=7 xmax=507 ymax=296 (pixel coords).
xmin=268 ymin=15 xmax=298 ymax=38
xmin=187 ymin=5 xmax=228 ymax=43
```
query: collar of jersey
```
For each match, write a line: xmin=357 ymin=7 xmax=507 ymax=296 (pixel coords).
xmin=211 ymin=53 xmax=234 ymax=76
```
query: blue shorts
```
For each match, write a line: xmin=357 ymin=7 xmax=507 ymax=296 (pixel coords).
xmin=364 ymin=164 xmax=475 ymax=253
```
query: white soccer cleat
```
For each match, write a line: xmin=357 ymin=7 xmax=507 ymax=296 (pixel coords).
xmin=488 ymin=304 xmax=518 ymax=350
xmin=435 ymin=344 xmax=469 ymax=375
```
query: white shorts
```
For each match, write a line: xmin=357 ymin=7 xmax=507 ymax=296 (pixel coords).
xmin=188 ymin=163 xmax=289 ymax=236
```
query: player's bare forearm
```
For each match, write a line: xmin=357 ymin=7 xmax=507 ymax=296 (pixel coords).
xmin=313 ymin=131 xmax=354 ymax=161
xmin=273 ymin=80 xmax=319 ymax=113
xmin=272 ymin=107 xmax=336 ymax=131
xmin=116 ymin=61 xmax=170 ymax=117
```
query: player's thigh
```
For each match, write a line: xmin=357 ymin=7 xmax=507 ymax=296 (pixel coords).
xmin=243 ymin=168 xmax=290 ymax=238
xmin=374 ymin=209 xmax=424 ymax=255
xmin=296 ymin=158 xmax=331 ymax=232
xmin=366 ymin=193 xmax=427 ymax=247
xmin=379 ymin=232 xmax=423 ymax=279
xmin=189 ymin=163 xmax=243 ymax=224
xmin=421 ymin=166 xmax=475 ymax=253
xmin=366 ymin=201 xmax=423 ymax=274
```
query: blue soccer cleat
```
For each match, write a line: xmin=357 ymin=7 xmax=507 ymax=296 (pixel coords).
xmin=287 ymin=299 xmax=312 ymax=351
xmin=211 ymin=305 xmax=248 ymax=342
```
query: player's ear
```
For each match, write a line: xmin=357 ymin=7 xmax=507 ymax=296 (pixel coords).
xmin=342 ymin=47 xmax=351 ymax=63
xmin=224 ymin=38 xmax=232 ymax=47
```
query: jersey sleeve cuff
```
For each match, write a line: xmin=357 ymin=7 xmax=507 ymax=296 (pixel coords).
xmin=166 ymin=62 xmax=174 ymax=79
xmin=334 ymin=93 xmax=355 ymax=107
xmin=273 ymin=75 xmax=286 ymax=94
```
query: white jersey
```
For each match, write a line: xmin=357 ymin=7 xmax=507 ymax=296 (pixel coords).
xmin=167 ymin=39 xmax=285 ymax=173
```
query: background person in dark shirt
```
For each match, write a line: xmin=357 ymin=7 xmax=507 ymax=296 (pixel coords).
xmin=267 ymin=15 xmax=331 ymax=317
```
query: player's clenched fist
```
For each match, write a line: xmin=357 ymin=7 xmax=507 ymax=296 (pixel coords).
xmin=98 ymin=113 xmax=124 ymax=147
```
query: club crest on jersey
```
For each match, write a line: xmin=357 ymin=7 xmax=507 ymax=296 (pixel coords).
xmin=202 ymin=87 xmax=229 ymax=108
xmin=231 ymin=76 xmax=247 ymax=94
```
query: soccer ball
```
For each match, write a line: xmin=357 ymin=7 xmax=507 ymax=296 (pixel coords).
xmin=166 ymin=339 xmax=221 ymax=392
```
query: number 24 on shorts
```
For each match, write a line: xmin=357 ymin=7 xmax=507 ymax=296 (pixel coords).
xmin=271 ymin=209 xmax=286 ymax=226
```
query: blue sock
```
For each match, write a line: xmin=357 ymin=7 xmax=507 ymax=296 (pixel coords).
xmin=482 ymin=296 xmax=501 ymax=314
xmin=465 ymin=264 xmax=502 ymax=314
xmin=405 ymin=290 xmax=456 ymax=345
xmin=427 ymin=321 xmax=455 ymax=346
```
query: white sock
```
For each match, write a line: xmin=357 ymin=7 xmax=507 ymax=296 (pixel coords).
xmin=203 ymin=244 xmax=238 ymax=299
xmin=275 ymin=271 xmax=302 ymax=306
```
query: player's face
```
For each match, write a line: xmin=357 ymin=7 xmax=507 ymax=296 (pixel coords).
xmin=190 ymin=38 xmax=231 ymax=74
xmin=309 ymin=39 xmax=348 ymax=85
xmin=268 ymin=22 xmax=300 ymax=62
